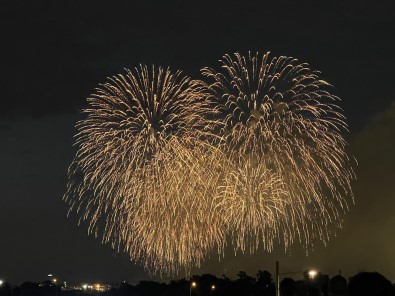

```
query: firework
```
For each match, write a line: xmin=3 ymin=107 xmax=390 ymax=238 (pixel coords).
xmin=217 ymin=158 xmax=289 ymax=253
xmin=202 ymin=52 xmax=354 ymax=252
xmin=64 ymin=65 xmax=225 ymax=274
xmin=65 ymin=53 xmax=354 ymax=275
xmin=124 ymin=149 xmax=227 ymax=274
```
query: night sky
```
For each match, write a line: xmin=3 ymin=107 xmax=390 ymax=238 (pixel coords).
xmin=1 ymin=0 xmax=395 ymax=285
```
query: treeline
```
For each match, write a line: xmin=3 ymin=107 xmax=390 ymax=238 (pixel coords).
xmin=1 ymin=270 xmax=394 ymax=296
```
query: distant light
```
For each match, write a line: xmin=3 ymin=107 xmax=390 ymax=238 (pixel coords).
xmin=82 ymin=284 xmax=88 ymax=290
xmin=0 ymin=280 xmax=3 ymax=286
xmin=53 ymin=278 xmax=58 ymax=283
xmin=191 ymin=281 xmax=197 ymax=288
xmin=308 ymin=270 xmax=318 ymax=279
xmin=211 ymin=284 xmax=216 ymax=290
xmin=48 ymin=274 xmax=53 ymax=277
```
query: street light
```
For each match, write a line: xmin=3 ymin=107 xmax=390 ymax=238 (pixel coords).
xmin=189 ymin=281 xmax=197 ymax=296
xmin=211 ymin=284 xmax=216 ymax=295
xmin=52 ymin=278 xmax=58 ymax=296
xmin=308 ymin=270 xmax=318 ymax=279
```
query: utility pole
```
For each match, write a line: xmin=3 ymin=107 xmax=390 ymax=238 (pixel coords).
xmin=275 ymin=261 xmax=280 ymax=296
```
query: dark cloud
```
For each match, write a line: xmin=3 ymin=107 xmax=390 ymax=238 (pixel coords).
xmin=0 ymin=124 xmax=12 ymax=131
xmin=338 ymin=100 xmax=395 ymax=278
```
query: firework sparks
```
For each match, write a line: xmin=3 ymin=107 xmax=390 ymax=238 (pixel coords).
xmin=202 ymin=52 xmax=355 ymax=253
xmin=64 ymin=65 xmax=225 ymax=274
xmin=65 ymin=53 xmax=355 ymax=276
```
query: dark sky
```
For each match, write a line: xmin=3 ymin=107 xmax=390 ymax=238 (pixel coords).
xmin=1 ymin=0 xmax=395 ymax=285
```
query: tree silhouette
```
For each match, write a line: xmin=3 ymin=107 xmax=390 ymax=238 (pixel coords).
xmin=254 ymin=270 xmax=274 ymax=296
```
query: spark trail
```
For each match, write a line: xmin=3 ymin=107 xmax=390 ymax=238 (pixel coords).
xmin=65 ymin=53 xmax=355 ymax=275
xmin=65 ymin=65 xmax=225 ymax=274
xmin=202 ymin=52 xmax=355 ymax=253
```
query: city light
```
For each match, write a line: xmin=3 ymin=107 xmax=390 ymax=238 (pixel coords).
xmin=75 ymin=283 xmax=111 ymax=293
xmin=190 ymin=281 xmax=197 ymax=296
xmin=308 ymin=270 xmax=318 ymax=279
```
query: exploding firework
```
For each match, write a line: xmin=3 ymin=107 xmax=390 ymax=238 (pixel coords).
xmin=64 ymin=65 xmax=226 ymax=274
xmin=218 ymin=159 xmax=290 ymax=253
xmin=202 ymin=52 xmax=355 ymax=253
xmin=124 ymin=150 xmax=227 ymax=274
xmin=65 ymin=53 xmax=354 ymax=276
